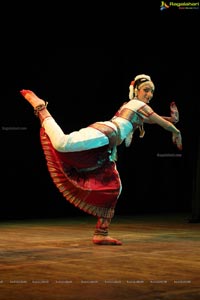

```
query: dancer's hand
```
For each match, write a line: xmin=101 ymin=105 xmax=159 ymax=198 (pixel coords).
xmin=172 ymin=131 xmax=182 ymax=150
xmin=170 ymin=102 xmax=179 ymax=123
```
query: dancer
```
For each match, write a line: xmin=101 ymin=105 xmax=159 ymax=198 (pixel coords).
xmin=20 ymin=74 xmax=182 ymax=245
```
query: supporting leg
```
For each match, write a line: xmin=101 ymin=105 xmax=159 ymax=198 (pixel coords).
xmin=92 ymin=217 xmax=122 ymax=245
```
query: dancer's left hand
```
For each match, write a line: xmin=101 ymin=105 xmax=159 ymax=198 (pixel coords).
xmin=172 ymin=132 xmax=182 ymax=150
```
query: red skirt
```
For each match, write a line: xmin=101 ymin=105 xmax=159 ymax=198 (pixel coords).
xmin=40 ymin=128 xmax=121 ymax=219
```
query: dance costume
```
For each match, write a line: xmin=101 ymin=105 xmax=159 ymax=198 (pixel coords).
xmin=39 ymin=99 xmax=153 ymax=219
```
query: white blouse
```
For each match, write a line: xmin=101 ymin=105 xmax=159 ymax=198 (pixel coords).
xmin=42 ymin=99 xmax=150 ymax=152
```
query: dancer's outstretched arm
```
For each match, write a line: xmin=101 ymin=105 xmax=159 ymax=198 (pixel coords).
xmin=145 ymin=102 xmax=179 ymax=124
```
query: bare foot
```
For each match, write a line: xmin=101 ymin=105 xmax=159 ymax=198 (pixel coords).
xmin=20 ymin=89 xmax=45 ymax=108
xmin=92 ymin=235 xmax=122 ymax=245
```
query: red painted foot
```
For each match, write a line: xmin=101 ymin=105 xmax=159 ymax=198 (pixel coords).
xmin=20 ymin=89 xmax=33 ymax=97
xmin=93 ymin=237 xmax=122 ymax=245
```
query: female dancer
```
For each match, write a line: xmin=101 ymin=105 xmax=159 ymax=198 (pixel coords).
xmin=20 ymin=74 xmax=182 ymax=245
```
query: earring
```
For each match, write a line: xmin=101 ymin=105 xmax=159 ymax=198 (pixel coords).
xmin=134 ymin=88 xmax=138 ymax=97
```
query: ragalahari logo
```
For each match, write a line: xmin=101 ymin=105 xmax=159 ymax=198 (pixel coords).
xmin=160 ymin=1 xmax=199 ymax=10
xmin=160 ymin=1 xmax=170 ymax=10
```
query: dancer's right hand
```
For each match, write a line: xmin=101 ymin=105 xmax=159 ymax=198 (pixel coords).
xmin=170 ymin=102 xmax=179 ymax=124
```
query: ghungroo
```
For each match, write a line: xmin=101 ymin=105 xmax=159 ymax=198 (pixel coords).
xmin=34 ymin=102 xmax=48 ymax=117
xmin=94 ymin=228 xmax=108 ymax=236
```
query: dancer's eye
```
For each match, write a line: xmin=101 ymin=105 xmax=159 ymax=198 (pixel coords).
xmin=143 ymin=88 xmax=154 ymax=94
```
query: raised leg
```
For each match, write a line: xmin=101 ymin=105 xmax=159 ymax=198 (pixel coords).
xmin=20 ymin=90 xmax=51 ymax=123
xmin=20 ymin=89 xmax=45 ymax=108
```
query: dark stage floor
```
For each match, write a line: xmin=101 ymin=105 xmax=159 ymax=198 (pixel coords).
xmin=0 ymin=213 xmax=200 ymax=300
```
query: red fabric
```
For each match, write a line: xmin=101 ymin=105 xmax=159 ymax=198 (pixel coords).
xmin=54 ymin=144 xmax=110 ymax=170
xmin=40 ymin=128 xmax=121 ymax=219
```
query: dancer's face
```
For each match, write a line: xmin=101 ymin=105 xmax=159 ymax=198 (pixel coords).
xmin=137 ymin=83 xmax=154 ymax=104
